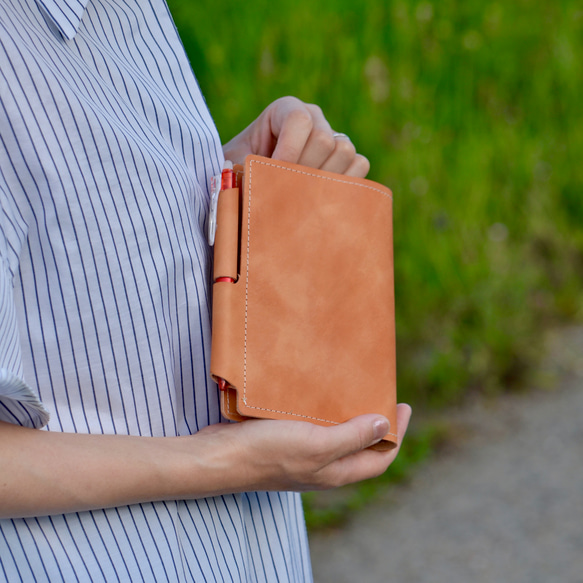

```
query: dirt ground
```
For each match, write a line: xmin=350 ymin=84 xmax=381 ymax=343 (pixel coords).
xmin=309 ymin=326 xmax=583 ymax=583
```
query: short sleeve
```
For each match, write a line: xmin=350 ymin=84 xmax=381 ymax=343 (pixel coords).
xmin=0 ymin=176 xmax=49 ymax=428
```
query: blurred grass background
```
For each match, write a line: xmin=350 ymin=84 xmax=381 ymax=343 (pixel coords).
xmin=167 ymin=0 xmax=583 ymax=526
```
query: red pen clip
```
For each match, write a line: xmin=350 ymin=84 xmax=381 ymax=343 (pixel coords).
xmin=208 ymin=160 xmax=236 ymax=247
xmin=221 ymin=162 xmax=234 ymax=190
xmin=217 ymin=161 xmax=236 ymax=283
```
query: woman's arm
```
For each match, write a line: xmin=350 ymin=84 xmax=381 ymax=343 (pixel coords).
xmin=0 ymin=406 xmax=411 ymax=518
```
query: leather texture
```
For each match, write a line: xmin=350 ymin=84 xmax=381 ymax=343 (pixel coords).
xmin=210 ymin=155 xmax=398 ymax=449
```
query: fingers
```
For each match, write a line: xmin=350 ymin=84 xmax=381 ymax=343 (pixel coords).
xmin=222 ymin=97 xmax=371 ymax=177
xmin=312 ymin=404 xmax=411 ymax=474
xmin=314 ymin=404 xmax=412 ymax=488
xmin=396 ymin=402 xmax=413 ymax=439
xmin=343 ymin=153 xmax=371 ymax=178
xmin=269 ymin=99 xmax=315 ymax=164
xmin=296 ymin=121 xmax=336 ymax=169
xmin=386 ymin=403 xmax=413 ymax=461
xmin=265 ymin=97 xmax=368 ymax=177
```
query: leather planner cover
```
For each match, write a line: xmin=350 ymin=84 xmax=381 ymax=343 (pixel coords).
xmin=210 ymin=154 xmax=398 ymax=450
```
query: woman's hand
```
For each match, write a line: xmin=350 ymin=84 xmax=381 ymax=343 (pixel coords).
xmin=222 ymin=96 xmax=370 ymax=177
xmin=193 ymin=404 xmax=412 ymax=494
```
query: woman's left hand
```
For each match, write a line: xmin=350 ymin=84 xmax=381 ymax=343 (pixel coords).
xmin=222 ymin=96 xmax=370 ymax=177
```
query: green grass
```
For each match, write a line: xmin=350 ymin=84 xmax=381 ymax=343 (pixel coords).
xmin=167 ymin=0 xmax=583 ymax=525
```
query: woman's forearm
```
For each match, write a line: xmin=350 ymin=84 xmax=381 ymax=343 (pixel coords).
xmin=0 ymin=421 xmax=232 ymax=518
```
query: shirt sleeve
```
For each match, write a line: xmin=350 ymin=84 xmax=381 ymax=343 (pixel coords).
xmin=0 ymin=176 xmax=49 ymax=429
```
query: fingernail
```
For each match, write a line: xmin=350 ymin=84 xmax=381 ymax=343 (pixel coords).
xmin=373 ymin=418 xmax=390 ymax=442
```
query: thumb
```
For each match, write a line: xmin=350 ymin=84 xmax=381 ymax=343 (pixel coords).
xmin=324 ymin=414 xmax=391 ymax=459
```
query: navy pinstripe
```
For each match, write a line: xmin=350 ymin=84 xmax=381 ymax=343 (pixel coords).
xmin=0 ymin=0 xmax=313 ymax=580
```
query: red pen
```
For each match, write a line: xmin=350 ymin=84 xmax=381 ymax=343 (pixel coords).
xmin=216 ymin=161 xmax=236 ymax=390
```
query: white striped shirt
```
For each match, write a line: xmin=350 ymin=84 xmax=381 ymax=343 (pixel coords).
xmin=0 ymin=0 xmax=312 ymax=580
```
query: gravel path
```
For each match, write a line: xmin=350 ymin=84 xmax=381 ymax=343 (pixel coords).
xmin=308 ymin=327 xmax=583 ymax=583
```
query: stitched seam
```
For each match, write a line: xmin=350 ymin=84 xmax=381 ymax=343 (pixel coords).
xmin=243 ymin=162 xmax=251 ymax=414
xmin=236 ymin=396 xmax=398 ymax=436
xmin=242 ymin=158 xmax=397 ymax=437
xmin=251 ymin=158 xmax=392 ymax=200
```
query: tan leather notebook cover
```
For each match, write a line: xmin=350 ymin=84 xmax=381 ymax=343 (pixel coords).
xmin=210 ymin=154 xmax=397 ymax=450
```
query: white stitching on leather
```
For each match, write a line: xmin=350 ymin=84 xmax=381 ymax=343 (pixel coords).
xmin=252 ymin=159 xmax=393 ymax=199
xmin=241 ymin=158 xmax=398 ymax=438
